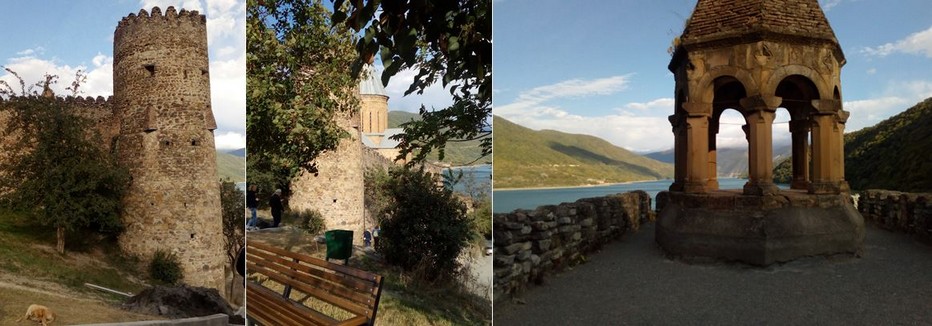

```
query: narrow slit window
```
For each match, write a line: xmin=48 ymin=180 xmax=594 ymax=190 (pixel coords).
xmin=144 ymin=64 xmax=155 ymax=76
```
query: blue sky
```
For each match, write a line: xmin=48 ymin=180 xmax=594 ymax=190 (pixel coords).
xmin=493 ymin=0 xmax=932 ymax=152
xmin=0 ymin=0 xmax=246 ymax=150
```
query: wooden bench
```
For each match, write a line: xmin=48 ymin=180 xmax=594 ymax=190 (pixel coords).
xmin=246 ymin=241 xmax=384 ymax=326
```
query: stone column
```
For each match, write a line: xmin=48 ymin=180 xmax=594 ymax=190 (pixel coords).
xmin=682 ymin=102 xmax=711 ymax=193
xmin=707 ymin=119 xmax=719 ymax=190
xmin=669 ymin=114 xmax=685 ymax=192
xmin=739 ymin=95 xmax=781 ymax=196
xmin=788 ymin=119 xmax=810 ymax=190
xmin=809 ymin=99 xmax=844 ymax=194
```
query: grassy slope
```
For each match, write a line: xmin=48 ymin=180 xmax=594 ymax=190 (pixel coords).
xmin=216 ymin=150 xmax=245 ymax=183
xmin=493 ymin=115 xmax=673 ymax=189
xmin=844 ymin=97 xmax=932 ymax=192
xmin=387 ymin=111 xmax=489 ymax=166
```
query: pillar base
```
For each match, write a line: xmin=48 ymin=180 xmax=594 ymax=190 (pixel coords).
xmin=791 ymin=179 xmax=809 ymax=190
xmin=808 ymin=181 xmax=850 ymax=195
xmin=656 ymin=190 xmax=864 ymax=266
xmin=683 ymin=181 xmax=708 ymax=193
xmin=743 ymin=181 xmax=779 ymax=196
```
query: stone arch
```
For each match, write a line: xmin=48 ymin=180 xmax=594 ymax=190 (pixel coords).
xmin=695 ymin=67 xmax=758 ymax=105
xmin=765 ymin=65 xmax=832 ymax=100
xmin=774 ymin=74 xmax=821 ymax=190
xmin=707 ymin=76 xmax=749 ymax=189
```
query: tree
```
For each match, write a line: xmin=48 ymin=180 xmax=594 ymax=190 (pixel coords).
xmin=378 ymin=167 xmax=473 ymax=282
xmin=332 ymin=0 xmax=492 ymax=165
xmin=0 ymin=71 xmax=129 ymax=254
xmin=247 ymin=0 xmax=360 ymax=192
xmin=219 ymin=180 xmax=245 ymax=296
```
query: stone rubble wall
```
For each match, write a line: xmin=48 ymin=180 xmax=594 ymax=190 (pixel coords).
xmin=858 ymin=189 xmax=932 ymax=243
xmin=492 ymin=191 xmax=653 ymax=298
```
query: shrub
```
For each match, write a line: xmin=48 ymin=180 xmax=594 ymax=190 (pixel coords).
xmin=378 ymin=167 xmax=473 ymax=283
xmin=149 ymin=249 xmax=183 ymax=285
xmin=286 ymin=209 xmax=326 ymax=235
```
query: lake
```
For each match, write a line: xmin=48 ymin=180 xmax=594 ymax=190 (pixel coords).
xmin=445 ymin=164 xmax=492 ymax=197
xmin=493 ymin=178 xmax=788 ymax=213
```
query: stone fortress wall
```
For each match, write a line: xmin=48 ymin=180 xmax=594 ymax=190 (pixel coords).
xmin=290 ymin=105 xmax=367 ymax=245
xmin=858 ymin=190 xmax=932 ymax=243
xmin=0 ymin=7 xmax=225 ymax=291
xmin=492 ymin=191 xmax=654 ymax=298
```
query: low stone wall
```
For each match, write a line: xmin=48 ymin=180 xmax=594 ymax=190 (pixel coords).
xmin=858 ymin=189 xmax=932 ymax=243
xmin=492 ymin=191 xmax=653 ymax=298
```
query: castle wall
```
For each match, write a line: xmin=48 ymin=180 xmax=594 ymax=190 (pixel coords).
xmin=290 ymin=107 xmax=366 ymax=245
xmin=112 ymin=7 xmax=224 ymax=291
xmin=492 ymin=191 xmax=653 ymax=299
xmin=859 ymin=190 xmax=932 ymax=243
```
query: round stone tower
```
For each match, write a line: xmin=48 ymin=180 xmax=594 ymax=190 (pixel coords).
xmin=112 ymin=7 xmax=223 ymax=290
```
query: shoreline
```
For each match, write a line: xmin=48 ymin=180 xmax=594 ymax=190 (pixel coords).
xmin=494 ymin=179 xmax=672 ymax=191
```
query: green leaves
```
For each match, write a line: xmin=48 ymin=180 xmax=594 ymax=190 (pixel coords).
xmin=247 ymin=0 xmax=360 ymax=189
xmin=333 ymin=0 xmax=492 ymax=166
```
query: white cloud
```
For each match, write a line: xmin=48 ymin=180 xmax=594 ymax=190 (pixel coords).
xmin=862 ymin=25 xmax=932 ymax=58
xmin=820 ymin=0 xmax=843 ymax=11
xmin=383 ymin=67 xmax=455 ymax=112
xmin=623 ymin=98 xmax=674 ymax=111
xmin=214 ymin=131 xmax=246 ymax=151
xmin=496 ymin=75 xmax=633 ymax=116
xmin=844 ymin=80 xmax=932 ymax=131
xmin=866 ymin=68 xmax=876 ymax=75
xmin=1 ymin=54 xmax=112 ymax=97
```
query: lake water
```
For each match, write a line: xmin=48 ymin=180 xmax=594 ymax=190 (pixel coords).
xmin=446 ymin=164 xmax=492 ymax=197
xmin=493 ymin=178 xmax=788 ymax=213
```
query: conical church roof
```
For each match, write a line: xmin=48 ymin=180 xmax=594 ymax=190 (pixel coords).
xmin=359 ymin=64 xmax=388 ymax=97
xmin=680 ymin=0 xmax=838 ymax=46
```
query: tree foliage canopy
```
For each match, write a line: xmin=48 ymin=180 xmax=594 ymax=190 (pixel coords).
xmin=247 ymin=0 xmax=360 ymax=191
xmin=332 ymin=0 xmax=492 ymax=164
xmin=378 ymin=167 xmax=473 ymax=282
xmin=0 ymin=71 xmax=129 ymax=254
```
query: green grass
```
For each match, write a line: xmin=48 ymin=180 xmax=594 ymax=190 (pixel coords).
xmin=0 ymin=210 xmax=147 ymax=297
xmin=387 ymin=111 xmax=490 ymax=166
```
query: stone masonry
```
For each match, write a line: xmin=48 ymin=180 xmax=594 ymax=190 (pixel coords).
xmin=858 ymin=190 xmax=932 ymax=243
xmin=290 ymin=105 xmax=367 ymax=245
xmin=112 ymin=7 xmax=224 ymax=291
xmin=492 ymin=191 xmax=653 ymax=299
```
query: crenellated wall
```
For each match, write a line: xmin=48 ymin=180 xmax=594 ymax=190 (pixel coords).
xmin=858 ymin=190 xmax=932 ymax=243
xmin=492 ymin=191 xmax=653 ymax=298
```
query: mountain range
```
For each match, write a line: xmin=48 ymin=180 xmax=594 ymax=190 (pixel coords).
xmin=387 ymin=111 xmax=489 ymax=166
xmin=216 ymin=148 xmax=245 ymax=183
xmin=492 ymin=116 xmax=673 ymax=189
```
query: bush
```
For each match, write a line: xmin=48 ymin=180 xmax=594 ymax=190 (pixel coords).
xmin=149 ymin=249 xmax=183 ymax=285
xmin=379 ymin=167 xmax=473 ymax=283
xmin=286 ymin=209 xmax=326 ymax=235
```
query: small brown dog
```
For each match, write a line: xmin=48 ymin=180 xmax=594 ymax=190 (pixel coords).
xmin=16 ymin=304 xmax=55 ymax=326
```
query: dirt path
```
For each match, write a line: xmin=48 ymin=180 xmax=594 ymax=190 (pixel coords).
xmin=0 ymin=278 xmax=160 ymax=325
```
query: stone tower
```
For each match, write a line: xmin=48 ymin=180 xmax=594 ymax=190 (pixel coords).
xmin=656 ymin=0 xmax=863 ymax=265
xmin=360 ymin=64 xmax=390 ymax=143
xmin=290 ymin=84 xmax=366 ymax=245
xmin=112 ymin=7 xmax=224 ymax=290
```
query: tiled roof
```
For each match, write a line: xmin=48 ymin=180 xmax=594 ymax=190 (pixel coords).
xmin=681 ymin=0 xmax=837 ymax=46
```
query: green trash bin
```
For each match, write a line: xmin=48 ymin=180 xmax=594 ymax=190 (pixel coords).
xmin=325 ymin=230 xmax=353 ymax=264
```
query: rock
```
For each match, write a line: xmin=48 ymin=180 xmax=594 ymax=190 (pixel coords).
xmin=123 ymin=285 xmax=234 ymax=319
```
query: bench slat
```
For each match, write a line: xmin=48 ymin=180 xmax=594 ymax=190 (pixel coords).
xmin=248 ymin=246 xmax=376 ymax=294
xmin=248 ymin=282 xmax=338 ymax=325
xmin=247 ymin=260 xmax=371 ymax=318
xmin=246 ymin=241 xmax=384 ymax=325
xmin=251 ymin=241 xmax=379 ymax=281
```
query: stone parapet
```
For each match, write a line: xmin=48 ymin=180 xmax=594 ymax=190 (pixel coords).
xmin=858 ymin=190 xmax=932 ymax=243
xmin=492 ymin=191 xmax=653 ymax=299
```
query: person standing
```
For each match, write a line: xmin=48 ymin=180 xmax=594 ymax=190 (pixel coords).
xmin=246 ymin=184 xmax=258 ymax=229
xmin=372 ymin=226 xmax=381 ymax=251
xmin=270 ymin=189 xmax=283 ymax=228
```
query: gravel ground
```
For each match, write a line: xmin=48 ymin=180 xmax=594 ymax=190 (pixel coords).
xmin=494 ymin=223 xmax=932 ymax=325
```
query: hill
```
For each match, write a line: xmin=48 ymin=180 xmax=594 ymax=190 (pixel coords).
xmin=227 ymin=147 xmax=245 ymax=157
xmin=493 ymin=116 xmax=673 ymax=189
xmin=645 ymin=143 xmax=791 ymax=177
xmin=216 ymin=150 xmax=245 ymax=182
xmin=844 ymin=97 xmax=932 ymax=192
xmin=387 ymin=111 xmax=489 ymax=165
